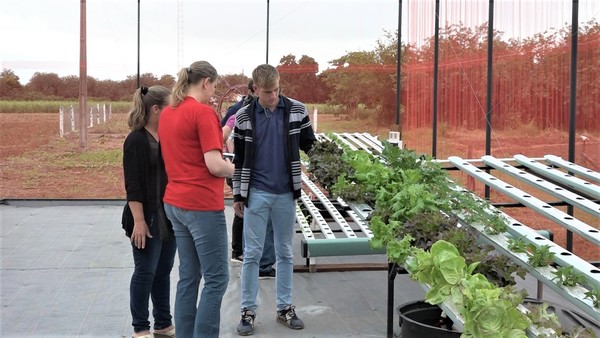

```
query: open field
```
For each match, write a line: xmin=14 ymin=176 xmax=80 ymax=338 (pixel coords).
xmin=0 ymin=100 xmax=130 ymax=114
xmin=0 ymin=111 xmax=598 ymax=260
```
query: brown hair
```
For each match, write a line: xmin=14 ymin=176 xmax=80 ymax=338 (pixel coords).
xmin=252 ymin=64 xmax=279 ymax=89
xmin=171 ymin=61 xmax=218 ymax=107
xmin=247 ymin=79 xmax=254 ymax=93
xmin=127 ymin=85 xmax=170 ymax=131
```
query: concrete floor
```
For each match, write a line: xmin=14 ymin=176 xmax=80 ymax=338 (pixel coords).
xmin=0 ymin=200 xmax=592 ymax=338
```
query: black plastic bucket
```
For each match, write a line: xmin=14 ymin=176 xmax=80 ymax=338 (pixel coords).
xmin=398 ymin=299 xmax=600 ymax=337
xmin=397 ymin=301 xmax=462 ymax=338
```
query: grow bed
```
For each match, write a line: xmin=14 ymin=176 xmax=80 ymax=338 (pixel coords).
xmin=297 ymin=132 xmax=600 ymax=337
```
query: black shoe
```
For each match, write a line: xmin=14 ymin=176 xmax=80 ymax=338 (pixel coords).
xmin=276 ymin=305 xmax=304 ymax=330
xmin=258 ymin=268 xmax=276 ymax=280
xmin=236 ymin=308 xmax=255 ymax=336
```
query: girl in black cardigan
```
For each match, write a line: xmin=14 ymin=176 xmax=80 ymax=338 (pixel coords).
xmin=122 ymin=85 xmax=176 ymax=338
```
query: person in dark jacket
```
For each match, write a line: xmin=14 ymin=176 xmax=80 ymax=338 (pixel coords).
xmin=122 ymin=85 xmax=176 ymax=338
xmin=222 ymin=80 xmax=254 ymax=264
xmin=220 ymin=79 xmax=255 ymax=127
xmin=233 ymin=64 xmax=316 ymax=336
xmin=222 ymin=81 xmax=276 ymax=278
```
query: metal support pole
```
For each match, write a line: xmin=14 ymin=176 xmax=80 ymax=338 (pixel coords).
xmin=387 ymin=262 xmax=398 ymax=338
xmin=484 ymin=0 xmax=494 ymax=200
xmin=431 ymin=0 xmax=440 ymax=158
xmin=567 ymin=0 xmax=579 ymax=252
xmin=266 ymin=0 xmax=270 ymax=64
xmin=137 ymin=0 xmax=140 ymax=88
xmin=395 ymin=0 xmax=403 ymax=136
xmin=79 ymin=0 xmax=88 ymax=149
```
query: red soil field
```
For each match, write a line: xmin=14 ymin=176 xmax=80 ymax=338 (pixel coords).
xmin=0 ymin=113 xmax=597 ymax=260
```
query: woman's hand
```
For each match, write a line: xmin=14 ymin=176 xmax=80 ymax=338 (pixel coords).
xmin=131 ymin=220 xmax=153 ymax=249
xmin=205 ymin=150 xmax=235 ymax=177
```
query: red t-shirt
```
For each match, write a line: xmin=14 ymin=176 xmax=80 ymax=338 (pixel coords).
xmin=158 ymin=96 xmax=224 ymax=211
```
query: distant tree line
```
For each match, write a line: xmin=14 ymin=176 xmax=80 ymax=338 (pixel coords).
xmin=0 ymin=70 xmax=177 ymax=101
xmin=2 ymin=18 xmax=598 ymax=130
xmin=401 ymin=19 xmax=600 ymax=131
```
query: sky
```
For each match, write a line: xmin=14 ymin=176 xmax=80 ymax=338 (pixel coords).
xmin=2 ymin=0 xmax=598 ymax=84
xmin=1 ymin=0 xmax=401 ymax=83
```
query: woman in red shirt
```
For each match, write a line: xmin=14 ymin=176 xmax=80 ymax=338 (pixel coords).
xmin=159 ymin=61 xmax=234 ymax=338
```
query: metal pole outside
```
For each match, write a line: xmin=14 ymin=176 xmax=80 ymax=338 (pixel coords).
xmin=484 ymin=0 xmax=494 ymax=200
xmin=566 ymin=0 xmax=579 ymax=252
xmin=137 ymin=0 xmax=141 ymax=88
xmin=266 ymin=0 xmax=270 ymax=64
xmin=79 ymin=0 xmax=88 ymax=149
xmin=395 ymin=0 xmax=403 ymax=136
xmin=432 ymin=0 xmax=440 ymax=158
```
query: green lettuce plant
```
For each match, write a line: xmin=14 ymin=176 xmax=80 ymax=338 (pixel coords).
xmin=552 ymin=265 xmax=586 ymax=287
xmin=507 ymin=236 xmax=528 ymax=253
xmin=584 ymin=287 xmax=600 ymax=309
xmin=525 ymin=302 xmax=562 ymax=334
xmin=307 ymin=139 xmax=567 ymax=337
xmin=405 ymin=241 xmax=531 ymax=338
xmin=315 ymin=140 xmax=523 ymax=287
xmin=527 ymin=244 xmax=556 ymax=268
xmin=460 ymin=278 xmax=531 ymax=338
xmin=407 ymin=241 xmax=479 ymax=305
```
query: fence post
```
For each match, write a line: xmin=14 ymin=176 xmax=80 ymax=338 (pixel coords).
xmin=59 ymin=106 xmax=65 ymax=137
xmin=109 ymin=104 xmax=112 ymax=120
xmin=102 ymin=104 xmax=107 ymax=123
xmin=70 ymin=105 xmax=76 ymax=131
xmin=96 ymin=103 xmax=100 ymax=124
xmin=313 ymin=107 xmax=318 ymax=133
xmin=89 ymin=106 xmax=94 ymax=127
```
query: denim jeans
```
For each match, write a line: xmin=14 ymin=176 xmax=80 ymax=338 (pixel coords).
xmin=233 ymin=213 xmax=276 ymax=273
xmin=240 ymin=188 xmax=296 ymax=311
xmin=260 ymin=220 xmax=276 ymax=274
xmin=130 ymin=214 xmax=177 ymax=333
xmin=164 ymin=204 xmax=229 ymax=338
xmin=229 ymin=177 xmax=276 ymax=272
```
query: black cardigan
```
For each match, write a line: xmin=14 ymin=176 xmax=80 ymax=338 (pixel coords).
xmin=121 ymin=129 xmax=167 ymax=237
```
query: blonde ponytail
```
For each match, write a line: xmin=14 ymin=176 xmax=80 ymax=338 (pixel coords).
xmin=171 ymin=68 xmax=190 ymax=107
xmin=170 ymin=61 xmax=218 ymax=107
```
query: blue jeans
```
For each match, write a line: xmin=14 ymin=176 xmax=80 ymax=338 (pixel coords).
xmin=240 ymin=188 xmax=296 ymax=311
xmin=165 ymin=204 xmax=229 ymax=338
xmin=260 ymin=221 xmax=276 ymax=274
xmin=130 ymin=214 xmax=177 ymax=333
xmin=232 ymin=214 xmax=275 ymax=274
xmin=228 ymin=178 xmax=275 ymax=272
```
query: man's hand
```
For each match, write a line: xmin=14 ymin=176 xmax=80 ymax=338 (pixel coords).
xmin=233 ymin=201 xmax=244 ymax=218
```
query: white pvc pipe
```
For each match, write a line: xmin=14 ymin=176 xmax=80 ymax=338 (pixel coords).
xmin=89 ymin=106 xmax=94 ymax=127
xmin=59 ymin=106 xmax=65 ymax=137
xmin=312 ymin=106 xmax=318 ymax=133
xmin=70 ymin=105 xmax=76 ymax=131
